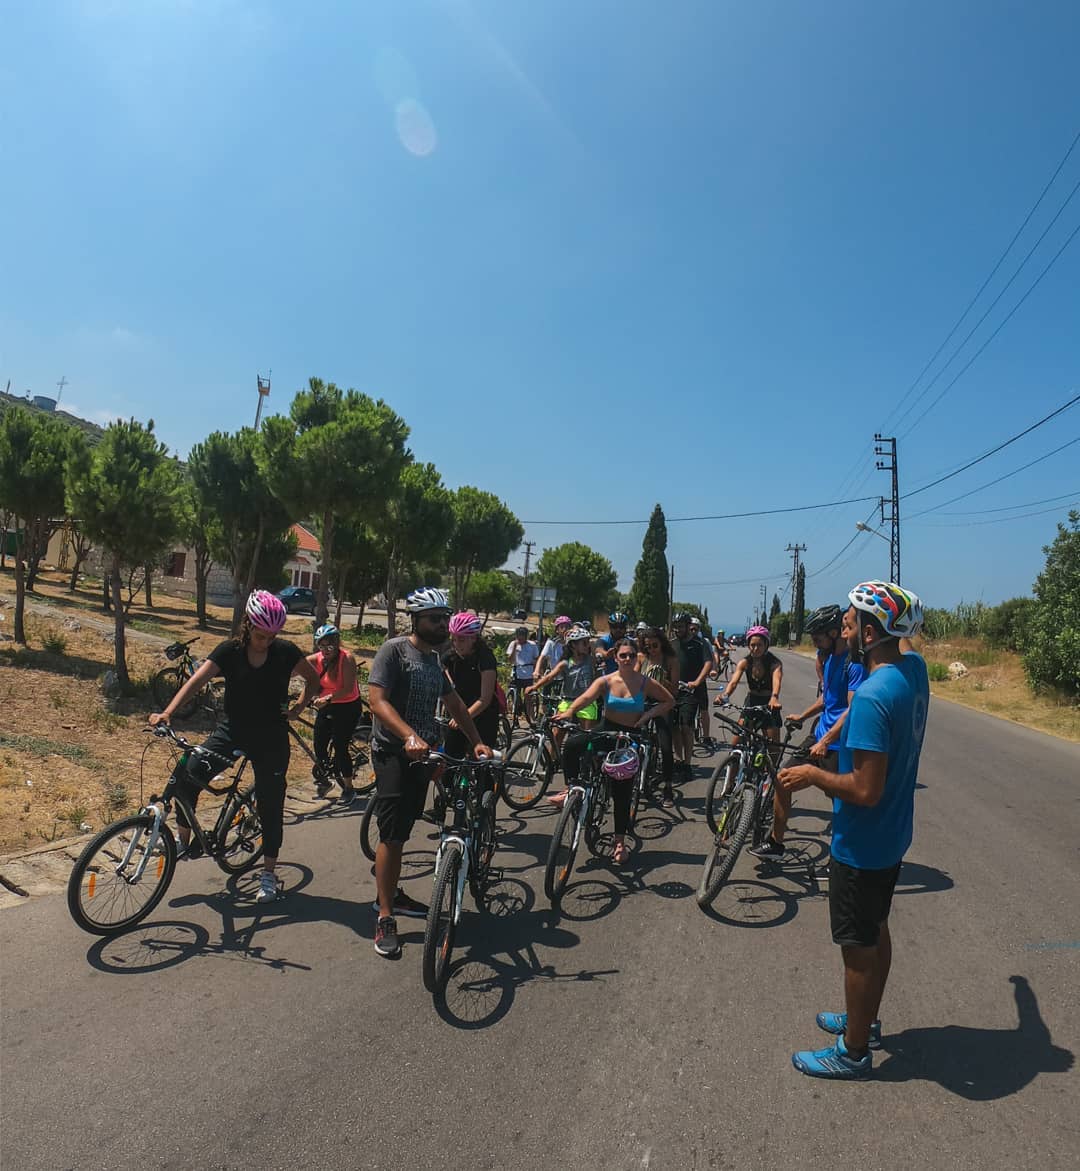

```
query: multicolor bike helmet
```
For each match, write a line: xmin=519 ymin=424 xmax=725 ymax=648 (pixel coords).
xmin=566 ymin=625 xmax=591 ymax=643
xmin=804 ymin=605 xmax=843 ymax=635
xmin=245 ymin=590 xmax=287 ymax=632
xmin=554 ymin=615 xmax=572 ymax=629
xmin=601 ymin=747 xmax=639 ymax=781
xmin=405 ymin=586 xmax=450 ymax=613
xmin=448 ymin=611 xmax=482 ymax=636
xmin=746 ymin=625 xmax=771 ymax=646
xmin=608 ymin=611 xmax=629 ymax=626
xmin=314 ymin=623 xmax=339 ymax=643
xmin=848 ymin=581 xmax=924 ymax=638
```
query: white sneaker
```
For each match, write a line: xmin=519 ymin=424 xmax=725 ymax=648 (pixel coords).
xmin=255 ymin=871 xmax=282 ymax=903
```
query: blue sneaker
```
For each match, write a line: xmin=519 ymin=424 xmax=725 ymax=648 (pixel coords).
xmin=792 ymin=1034 xmax=872 ymax=1080
xmin=816 ymin=1011 xmax=882 ymax=1050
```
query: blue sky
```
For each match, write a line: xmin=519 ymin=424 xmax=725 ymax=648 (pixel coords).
xmin=3 ymin=0 xmax=1078 ymax=629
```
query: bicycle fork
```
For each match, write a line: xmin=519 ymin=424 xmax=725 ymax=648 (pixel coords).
xmin=123 ymin=803 xmax=167 ymax=883
xmin=434 ymin=832 xmax=471 ymax=927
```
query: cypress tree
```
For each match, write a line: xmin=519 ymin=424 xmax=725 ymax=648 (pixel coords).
xmin=628 ymin=504 xmax=670 ymax=625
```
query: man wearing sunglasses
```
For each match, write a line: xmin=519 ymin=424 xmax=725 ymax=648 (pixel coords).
xmin=366 ymin=587 xmax=492 ymax=959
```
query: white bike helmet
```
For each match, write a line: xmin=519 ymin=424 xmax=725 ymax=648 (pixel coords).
xmin=405 ymin=586 xmax=450 ymax=613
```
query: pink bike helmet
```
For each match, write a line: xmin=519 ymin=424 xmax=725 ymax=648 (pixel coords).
xmin=601 ymin=747 xmax=639 ymax=781
xmin=554 ymin=615 xmax=572 ymax=629
xmin=448 ymin=611 xmax=483 ymax=636
xmin=746 ymin=625 xmax=771 ymax=646
xmin=246 ymin=590 xmax=287 ymax=632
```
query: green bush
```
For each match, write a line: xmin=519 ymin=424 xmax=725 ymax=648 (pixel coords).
xmin=1023 ymin=512 xmax=1080 ymax=698
xmin=927 ymin=661 xmax=950 ymax=682
xmin=43 ymin=633 xmax=67 ymax=655
xmin=983 ymin=597 xmax=1035 ymax=652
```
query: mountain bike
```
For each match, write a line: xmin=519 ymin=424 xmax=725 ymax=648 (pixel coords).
xmin=499 ymin=691 xmax=567 ymax=810
xmin=696 ymin=704 xmax=804 ymax=909
xmin=422 ymin=752 xmax=505 ymax=993
xmin=505 ymin=678 xmax=539 ymax=729
xmin=288 ymin=705 xmax=375 ymax=798
xmin=67 ymin=725 xmax=263 ymax=935
xmin=150 ymin=638 xmax=223 ymax=719
xmin=543 ymin=727 xmax=644 ymax=907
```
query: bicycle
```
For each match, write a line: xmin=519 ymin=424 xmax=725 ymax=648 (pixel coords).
xmin=150 ymin=638 xmax=223 ymax=719
xmin=543 ymin=727 xmax=646 ymax=907
xmin=505 ymin=678 xmax=539 ymax=729
xmin=288 ymin=704 xmax=375 ymax=797
xmin=67 ymin=725 xmax=264 ymax=935
xmin=499 ymin=691 xmax=567 ymax=810
xmin=421 ymin=751 xmax=505 ymax=993
xmin=696 ymin=703 xmax=804 ymax=908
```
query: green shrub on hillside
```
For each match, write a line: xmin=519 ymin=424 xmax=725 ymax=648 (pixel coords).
xmin=1023 ymin=512 xmax=1080 ymax=699
xmin=983 ymin=597 xmax=1036 ymax=652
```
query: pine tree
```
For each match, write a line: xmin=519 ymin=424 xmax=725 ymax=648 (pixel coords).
xmin=628 ymin=504 xmax=670 ymax=625
xmin=769 ymin=593 xmax=781 ymax=620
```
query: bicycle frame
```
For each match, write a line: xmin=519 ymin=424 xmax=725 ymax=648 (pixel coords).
xmin=430 ymin=754 xmax=499 ymax=925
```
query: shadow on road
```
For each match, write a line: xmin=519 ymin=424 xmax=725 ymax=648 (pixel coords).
xmin=876 ymin=976 xmax=1074 ymax=1099
xmin=435 ymin=877 xmax=617 ymax=1030
xmin=86 ymin=920 xmax=212 ymax=974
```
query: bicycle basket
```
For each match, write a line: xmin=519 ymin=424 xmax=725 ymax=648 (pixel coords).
xmin=164 ymin=642 xmax=184 ymax=661
xmin=601 ymin=747 xmax=638 ymax=781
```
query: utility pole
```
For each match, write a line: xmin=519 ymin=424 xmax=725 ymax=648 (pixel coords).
xmin=785 ymin=543 xmax=806 ymax=608
xmin=668 ymin=565 xmax=675 ymax=628
xmin=874 ymin=434 xmax=901 ymax=585
xmin=55 ymin=376 xmax=68 ymax=406
xmin=759 ymin=583 xmax=767 ymax=625
xmin=254 ymin=372 xmax=271 ymax=429
xmin=521 ymin=540 xmax=535 ymax=613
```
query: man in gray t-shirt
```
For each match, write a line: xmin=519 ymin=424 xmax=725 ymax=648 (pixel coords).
xmin=366 ymin=588 xmax=492 ymax=960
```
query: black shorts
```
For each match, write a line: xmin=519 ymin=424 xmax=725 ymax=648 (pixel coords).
xmin=676 ymin=684 xmax=708 ymax=725
xmin=371 ymin=749 xmax=433 ymax=844
xmin=829 ymin=857 xmax=902 ymax=948
xmin=745 ymin=697 xmax=783 ymax=729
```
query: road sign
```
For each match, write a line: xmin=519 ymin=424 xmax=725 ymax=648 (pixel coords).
xmin=529 ymin=587 xmax=557 ymax=611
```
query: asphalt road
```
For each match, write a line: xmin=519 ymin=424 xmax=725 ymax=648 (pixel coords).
xmin=3 ymin=652 xmax=1078 ymax=1170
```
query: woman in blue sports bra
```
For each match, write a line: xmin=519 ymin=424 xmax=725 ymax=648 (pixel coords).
xmin=555 ymin=638 xmax=674 ymax=864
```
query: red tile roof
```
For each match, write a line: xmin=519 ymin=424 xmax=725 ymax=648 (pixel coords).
xmin=291 ymin=523 xmax=321 ymax=554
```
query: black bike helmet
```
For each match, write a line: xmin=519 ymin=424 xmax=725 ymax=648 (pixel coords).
xmin=672 ymin=612 xmax=690 ymax=625
xmin=608 ymin=611 xmax=629 ymax=626
xmin=804 ymin=604 xmax=844 ymax=635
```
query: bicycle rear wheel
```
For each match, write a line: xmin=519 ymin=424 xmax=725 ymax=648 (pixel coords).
xmin=705 ymin=752 xmax=742 ymax=835
xmin=423 ymin=841 xmax=463 ymax=993
xmin=151 ymin=668 xmax=197 ymax=720
xmin=544 ymin=790 xmax=582 ymax=905
xmin=348 ymin=727 xmax=376 ymax=795
xmin=215 ymin=789 xmax=265 ymax=875
xmin=67 ymin=814 xmax=177 ymax=935
xmin=500 ymin=738 xmax=554 ymax=810
xmin=697 ymin=789 xmax=754 ymax=908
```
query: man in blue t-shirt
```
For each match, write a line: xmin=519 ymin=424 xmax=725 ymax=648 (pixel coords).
xmin=786 ymin=603 xmax=866 ymax=770
xmin=779 ymin=581 xmax=928 ymax=1081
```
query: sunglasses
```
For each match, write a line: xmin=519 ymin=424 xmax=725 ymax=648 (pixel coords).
xmin=422 ymin=613 xmax=450 ymax=623
xmin=616 ymin=653 xmax=635 ymax=661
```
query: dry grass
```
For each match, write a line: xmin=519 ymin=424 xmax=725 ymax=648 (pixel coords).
xmin=785 ymin=633 xmax=1079 ymax=744
xmin=0 ymin=568 xmax=366 ymax=854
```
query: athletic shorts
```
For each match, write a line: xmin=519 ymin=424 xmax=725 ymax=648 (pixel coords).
xmin=829 ymin=857 xmax=902 ymax=948
xmin=371 ymin=748 xmax=433 ymax=844
xmin=558 ymin=698 xmax=599 ymax=722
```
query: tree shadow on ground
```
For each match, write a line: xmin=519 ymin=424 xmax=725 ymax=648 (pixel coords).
xmin=875 ymin=976 xmax=1073 ymax=1100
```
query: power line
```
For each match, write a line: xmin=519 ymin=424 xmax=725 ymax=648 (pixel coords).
xmin=806 ymin=505 xmax=880 ymax=579
xmin=880 ymin=127 xmax=1080 ymax=436
xmin=910 ymin=500 xmax=1079 ymax=528
xmin=905 ymin=435 xmax=1080 ymax=519
xmin=922 ymin=488 xmax=1080 ymax=517
xmin=897 ymin=217 xmax=1080 ymax=439
xmin=522 ymin=494 xmax=878 ymax=526
xmin=901 ymin=391 xmax=1080 ymax=501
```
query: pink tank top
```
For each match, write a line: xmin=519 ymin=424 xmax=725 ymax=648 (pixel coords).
xmin=315 ymin=650 xmax=360 ymax=704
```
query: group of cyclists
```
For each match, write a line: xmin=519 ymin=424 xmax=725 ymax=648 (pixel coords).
xmin=148 ymin=590 xmax=802 ymax=928
xmin=146 ymin=579 xmax=931 ymax=1080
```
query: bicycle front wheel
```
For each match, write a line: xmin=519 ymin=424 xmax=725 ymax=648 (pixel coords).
xmin=544 ymin=790 xmax=583 ymax=906
xmin=423 ymin=841 xmax=463 ymax=993
xmin=215 ymin=789 xmax=265 ymax=875
xmin=359 ymin=798 xmax=381 ymax=862
xmin=705 ymin=752 xmax=742 ymax=835
xmin=501 ymin=739 xmax=554 ymax=810
xmin=67 ymin=815 xmax=177 ymax=935
xmin=151 ymin=668 xmax=197 ymax=720
xmin=697 ymin=789 xmax=755 ymax=908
